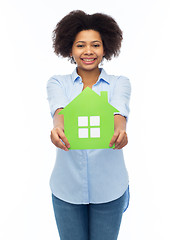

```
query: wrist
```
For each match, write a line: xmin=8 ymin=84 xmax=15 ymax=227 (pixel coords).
xmin=114 ymin=115 xmax=126 ymax=131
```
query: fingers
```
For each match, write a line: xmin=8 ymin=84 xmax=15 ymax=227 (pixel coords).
xmin=59 ymin=130 xmax=70 ymax=148
xmin=109 ymin=131 xmax=119 ymax=148
xmin=50 ymin=127 xmax=70 ymax=151
xmin=109 ymin=130 xmax=128 ymax=150
xmin=113 ymin=134 xmax=128 ymax=149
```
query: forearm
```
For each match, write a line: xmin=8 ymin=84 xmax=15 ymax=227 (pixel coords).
xmin=53 ymin=108 xmax=64 ymax=129
xmin=114 ymin=114 xmax=127 ymax=131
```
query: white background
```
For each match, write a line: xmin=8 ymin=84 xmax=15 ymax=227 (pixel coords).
xmin=0 ymin=0 xmax=173 ymax=239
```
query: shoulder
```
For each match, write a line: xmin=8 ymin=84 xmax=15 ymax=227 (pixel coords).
xmin=47 ymin=73 xmax=72 ymax=84
xmin=106 ymin=72 xmax=131 ymax=90
xmin=102 ymin=69 xmax=130 ymax=85
xmin=103 ymin=71 xmax=131 ymax=97
xmin=47 ymin=73 xmax=72 ymax=88
xmin=109 ymin=74 xmax=130 ymax=84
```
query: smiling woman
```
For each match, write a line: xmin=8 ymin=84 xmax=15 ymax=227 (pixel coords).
xmin=47 ymin=10 xmax=131 ymax=240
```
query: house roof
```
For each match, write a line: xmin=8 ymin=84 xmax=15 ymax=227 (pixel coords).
xmin=59 ymin=87 xmax=119 ymax=116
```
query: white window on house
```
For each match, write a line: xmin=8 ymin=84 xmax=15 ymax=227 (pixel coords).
xmin=78 ymin=116 xmax=100 ymax=138
xmin=78 ymin=128 xmax=88 ymax=138
xmin=78 ymin=116 xmax=88 ymax=127
xmin=90 ymin=127 xmax=100 ymax=138
xmin=90 ymin=116 xmax=100 ymax=126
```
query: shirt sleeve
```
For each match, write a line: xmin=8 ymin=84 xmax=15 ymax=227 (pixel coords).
xmin=110 ymin=76 xmax=131 ymax=122
xmin=46 ymin=76 xmax=69 ymax=118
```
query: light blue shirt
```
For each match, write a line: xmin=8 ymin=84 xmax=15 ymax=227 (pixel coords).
xmin=47 ymin=68 xmax=131 ymax=212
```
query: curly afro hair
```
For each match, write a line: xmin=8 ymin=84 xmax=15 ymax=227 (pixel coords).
xmin=52 ymin=10 xmax=123 ymax=62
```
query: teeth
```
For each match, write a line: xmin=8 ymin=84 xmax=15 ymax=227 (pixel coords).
xmin=82 ymin=58 xmax=95 ymax=62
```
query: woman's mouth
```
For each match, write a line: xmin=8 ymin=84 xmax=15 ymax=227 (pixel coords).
xmin=81 ymin=58 xmax=97 ymax=64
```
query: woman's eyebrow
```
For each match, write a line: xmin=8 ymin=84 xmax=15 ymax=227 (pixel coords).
xmin=75 ymin=40 xmax=102 ymax=44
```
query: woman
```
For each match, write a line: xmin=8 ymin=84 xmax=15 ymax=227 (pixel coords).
xmin=47 ymin=10 xmax=131 ymax=240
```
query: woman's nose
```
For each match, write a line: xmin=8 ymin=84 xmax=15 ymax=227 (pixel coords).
xmin=84 ymin=46 xmax=93 ymax=55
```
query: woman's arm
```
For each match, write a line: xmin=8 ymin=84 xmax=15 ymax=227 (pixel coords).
xmin=109 ymin=114 xmax=128 ymax=149
xmin=50 ymin=108 xmax=70 ymax=151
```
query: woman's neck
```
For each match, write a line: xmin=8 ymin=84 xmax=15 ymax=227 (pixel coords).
xmin=77 ymin=67 xmax=101 ymax=87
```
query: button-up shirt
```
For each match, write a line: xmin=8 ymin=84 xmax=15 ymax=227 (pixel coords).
xmin=46 ymin=68 xmax=131 ymax=212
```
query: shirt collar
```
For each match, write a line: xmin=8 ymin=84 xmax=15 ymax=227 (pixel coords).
xmin=71 ymin=67 xmax=110 ymax=85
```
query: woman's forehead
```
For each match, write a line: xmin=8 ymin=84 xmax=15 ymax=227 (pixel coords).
xmin=74 ymin=30 xmax=102 ymax=42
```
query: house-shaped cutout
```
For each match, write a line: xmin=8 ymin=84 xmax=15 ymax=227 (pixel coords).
xmin=59 ymin=87 xmax=119 ymax=150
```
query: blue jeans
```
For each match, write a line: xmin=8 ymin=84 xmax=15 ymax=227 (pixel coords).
xmin=52 ymin=190 xmax=127 ymax=240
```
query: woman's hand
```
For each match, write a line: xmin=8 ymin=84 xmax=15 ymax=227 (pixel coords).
xmin=109 ymin=115 xmax=128 ymax=150
xmin=50 ymin=127 xmax=70 ymax=151
xmin=109 ymin=128 xmax=128 ymax=149
xmin=50 ymin=108 xmax=70 ymax=151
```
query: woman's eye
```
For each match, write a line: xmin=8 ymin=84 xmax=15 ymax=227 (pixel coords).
xmin=93 ymin=44 xmax=100 ymax=48
xmin=77 ymin=44 xmax=84 ymax=48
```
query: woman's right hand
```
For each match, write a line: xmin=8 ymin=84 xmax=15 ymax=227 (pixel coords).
xmin=50 ymin=126 xmax=70 ymax=151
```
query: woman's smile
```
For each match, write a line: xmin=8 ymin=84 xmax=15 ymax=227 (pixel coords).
xmin=81 ymin=57 xmax=97 ymax=64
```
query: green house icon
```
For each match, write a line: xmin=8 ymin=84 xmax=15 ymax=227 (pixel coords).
xmin=59 ymin=87 xmax=119 ymax=150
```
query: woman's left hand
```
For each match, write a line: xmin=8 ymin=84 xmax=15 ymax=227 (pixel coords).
xmin=109 ymin=114 xmax=128 ymax=149
xmin=109 ymin=128 xmax=128 ymax=149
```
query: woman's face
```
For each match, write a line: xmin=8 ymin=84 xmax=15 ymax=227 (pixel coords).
xmin=70 ymin=30 xmax=105 ymax=72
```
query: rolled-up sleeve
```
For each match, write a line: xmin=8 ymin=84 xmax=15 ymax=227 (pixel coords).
xmin=46 ymin=76 xmax=69 ymax=118
xmin=110 ymin=76 xmax=131 ymax=122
